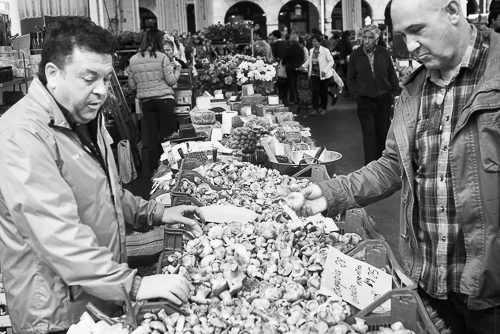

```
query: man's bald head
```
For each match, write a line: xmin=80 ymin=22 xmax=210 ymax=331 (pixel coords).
xmin=391 ymin=0 xmax=470 ymax=73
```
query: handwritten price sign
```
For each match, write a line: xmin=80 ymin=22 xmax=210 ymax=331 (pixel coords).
xmin=320 ymin=246 xmax=392 ymax=310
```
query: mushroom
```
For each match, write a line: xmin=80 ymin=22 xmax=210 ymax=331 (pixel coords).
xmin=351 ymin=317 xmax=368 ymax=334
xmin=149 ymin=320 xmax=167 ymax=333
xmin=210 ymin=273 xmax=229 ymax=296
xmin=290 ymin=263 xmax=305 ymax=278
xmin=190 ymin=284 xmax=211 ymax=304
xmin=277 ymin=260 xmax=293 ymax=277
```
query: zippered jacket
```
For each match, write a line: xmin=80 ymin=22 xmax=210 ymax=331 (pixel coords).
xmin=317 ymin=30 xmax=500 ymax=299
xmin=0 ymin=78 xmax=164 ymax=333
xmin=128 ymin=50 xmax=177 ymax=99
xmin=346 ymin=45 xmax=401 ymax=99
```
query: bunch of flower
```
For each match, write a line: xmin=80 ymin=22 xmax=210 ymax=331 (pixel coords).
xmin=203 ymin=21 xmax=252 ymax=42
xmin=195 ymin=54 xmax=278 ymax=96
xmin=235 ymin=55 xmax=278 ymax=94
xmin=235 ymin=55 xmax=277 ymax=84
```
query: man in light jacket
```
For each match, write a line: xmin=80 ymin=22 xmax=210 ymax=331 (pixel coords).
xmin=296 ymin=0 xmax=500 ymax=332
xmin=0 ymin=17 xmax=204 ymax=334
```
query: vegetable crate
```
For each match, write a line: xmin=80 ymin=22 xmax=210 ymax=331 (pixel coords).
xmin=355 ymin=289 xmax=440 ymax=334
xmin=156 ymin=227 xmax=196 ymax=274
xmin=340 ymin=208 xmax=385 ymax=242
xmin=345 ymin=239 xmax=415 ymax=290
xmin=170 ymin=168 xmax=221 ymax=207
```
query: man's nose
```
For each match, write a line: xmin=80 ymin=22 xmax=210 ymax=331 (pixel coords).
xmin=93 ymin=79 xmax=108 ymax=97
xmin=404 ymin=35 xmax=420 ymax=54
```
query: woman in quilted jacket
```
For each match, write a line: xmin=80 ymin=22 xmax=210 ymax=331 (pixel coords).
xmin=129 ymin=28 xmax=181 ymax=173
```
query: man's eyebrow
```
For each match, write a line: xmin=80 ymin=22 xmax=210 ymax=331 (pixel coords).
xmin=80 ymin=69 xmax=98 ymax=76
xmin=404 ymin=23 xmax=424 ymax=31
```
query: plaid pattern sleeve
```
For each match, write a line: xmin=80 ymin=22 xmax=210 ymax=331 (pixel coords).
xmin=413 ymin=26 xmax=488 ymax=301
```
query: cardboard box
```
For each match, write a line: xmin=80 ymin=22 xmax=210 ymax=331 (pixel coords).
xmin=240 ymin=94 xmax=265 ymax=106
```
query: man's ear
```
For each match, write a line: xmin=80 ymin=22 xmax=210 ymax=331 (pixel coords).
xmin=445 ymin=0 xmax=461 ymax=24
xmin=45 ymin=62 xmax=60 ymax=90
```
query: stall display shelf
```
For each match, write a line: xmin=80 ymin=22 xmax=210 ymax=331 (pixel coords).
xmin=356 ymin=289 xmax=440 ymax=334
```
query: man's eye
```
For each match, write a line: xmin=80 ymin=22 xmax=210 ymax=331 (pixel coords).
xmin=83 ymin=77 xmax=94 ymax=83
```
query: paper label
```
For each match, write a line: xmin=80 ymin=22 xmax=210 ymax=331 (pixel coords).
xmin=305 ymin=214 xmax=339 ymax=233
xmin=281 ymin=204 xmax=303 ymax=227
xmin=274 ymin=142 xmax=286 ymax=156
xmin=321 ymin=246 xmax=392 ymax=310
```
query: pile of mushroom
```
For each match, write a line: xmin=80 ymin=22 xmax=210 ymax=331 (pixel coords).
xmin=138 ymin=162 xmax=417 ymax=334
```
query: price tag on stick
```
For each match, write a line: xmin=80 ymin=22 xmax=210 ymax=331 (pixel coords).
xmin=320 ymin=246 xmax=392 ymax=310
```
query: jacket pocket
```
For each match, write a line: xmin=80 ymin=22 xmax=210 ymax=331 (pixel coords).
xmin=476 ymin=111 xmax=500 ymax=172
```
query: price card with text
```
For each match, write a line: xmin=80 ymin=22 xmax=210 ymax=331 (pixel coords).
xmin=320 ymin=246 xmax=392 ymax=310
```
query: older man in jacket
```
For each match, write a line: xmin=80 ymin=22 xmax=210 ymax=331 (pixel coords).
xmin=0 ymin=17 xmax=204 ymax=334
xmin=296 ymin=0 xmax=500 ymax=332
xmin=347 ymin=25 xmax=401 ymax=165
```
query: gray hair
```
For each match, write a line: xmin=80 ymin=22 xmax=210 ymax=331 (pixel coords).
xmin=290 ymin=34 xmax=299 ymax=44
xmin=361 ymin=25 xmax=380 ymax=39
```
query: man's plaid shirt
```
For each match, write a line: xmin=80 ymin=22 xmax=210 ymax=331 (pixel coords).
xmin=413 ymin=26 xmax=490 ymax=308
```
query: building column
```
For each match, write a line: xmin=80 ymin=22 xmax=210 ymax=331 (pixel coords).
xmin=342 ymin=0 xmax=362 ymax=30
xmin=163 ymin=0 xmax=188 ymax=33
xmin=195 ymin=0 xmax=213 ymax=31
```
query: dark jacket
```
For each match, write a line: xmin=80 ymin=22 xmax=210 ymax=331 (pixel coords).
xmin=317 ymin=29 xmax=500 ymax=301
xmin=282 ymin=43 xmax=305 ymax=71
xmin=346 ymin=45 xmax=401 ymax=98
xmin=333 ymin=39 xmax=352 ymax=63
xmin=271 ymin=39 xmax=288 ymax=61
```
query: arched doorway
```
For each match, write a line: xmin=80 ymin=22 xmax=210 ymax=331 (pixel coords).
xmin=467 ymin=0 xmax=479 ymax=15
xmin=224 ymin=1 xmax=267 ymax=38
xmin=140 ymin=7 xmax=157 ymax=30
xmin=278 ymin=0 xmax=320 ymax=36
xmin=331 ymin=0 xmax=372 ymax=31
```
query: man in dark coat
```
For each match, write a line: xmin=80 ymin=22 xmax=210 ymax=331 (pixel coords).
xmin=347 ymin=24 xmax=401 ymax=165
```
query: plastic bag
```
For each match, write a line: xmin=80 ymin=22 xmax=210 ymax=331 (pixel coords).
xmin=117 ymin=139 xmax=137 ymax=184
xmin=277 ymin=62 xmax=287 ymax=79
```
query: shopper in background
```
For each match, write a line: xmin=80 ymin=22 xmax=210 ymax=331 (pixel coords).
xmin=271 ymin=30 xmax=288 ymax=105
xmin=333 ymin=30 xmax=353 ymax=95
xmin=346 ymin=24 xmax=401 ymax=165
xmin=301 ymin=35 xmax=335 ymax=116
xmin=282 ymin=34 xmax=305 ymax=106
xmin=299 ymin=36 xmax=309 ymax=62
xmin=252 ymin=30 xmax=273 ymax=62
xmin=129 ymin=28 xmax=181 ymax=173
xmin=488 ymin=10 xmax=500 ymax=33
xmin=296 ymin=0 xmax=500 ymax=332
xmin=0 ymin=17 xmax=204 ymax=334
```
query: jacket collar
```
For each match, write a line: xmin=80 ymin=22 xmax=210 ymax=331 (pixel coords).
xmin=28 ymin=77 xmax=73 ymax=129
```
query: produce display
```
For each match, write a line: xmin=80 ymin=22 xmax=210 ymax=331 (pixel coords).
xmin=226 ymin=127 xmax=258 ymax=151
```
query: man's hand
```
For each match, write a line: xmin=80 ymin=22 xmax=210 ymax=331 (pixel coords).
xmin=296 ymin=184 xmax=328 ymax=217
xmin=136 ymin=274 xmax=190 ymax=305
xmin=161 ymin=205 xmax=205 ymax=236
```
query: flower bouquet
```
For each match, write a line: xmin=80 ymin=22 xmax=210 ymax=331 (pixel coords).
xmin=195 ymin=54 xmax=278 ymax=96
xmin=235 ymin=55 xmax=278 ymax=95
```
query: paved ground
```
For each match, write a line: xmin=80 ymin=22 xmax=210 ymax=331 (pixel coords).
xmin=124 ymin=95 xmax=402 ymax=261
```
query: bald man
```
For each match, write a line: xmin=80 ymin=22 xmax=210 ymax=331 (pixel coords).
xmin=295 ymin=1 xmax=500 ymax=332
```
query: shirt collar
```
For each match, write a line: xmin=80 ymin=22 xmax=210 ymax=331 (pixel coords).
xmin=426 ymin=25 xmax=484 ymax=83
xmin=43 ymin=84 xmax=77 ymax=129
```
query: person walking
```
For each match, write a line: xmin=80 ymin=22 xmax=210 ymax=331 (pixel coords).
xmin=282 ymin=35 xmax=305 ymax=106
xmin=129 ymin=29 xmax=182 ymax=173
xmin=346 ymin=24 xmax=401 ymax=165
xmin=295 ymin=0 xmax=500 ymax=332
xmin=0 ymin=17 xmax=204 ymax=334
xmin=271 ymin=30 xmax=289 ymax=105
xmin=301 ymin=35 xmax=337 ymax=116
xmin=333 ymin=30 xmax=353 ymax=95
